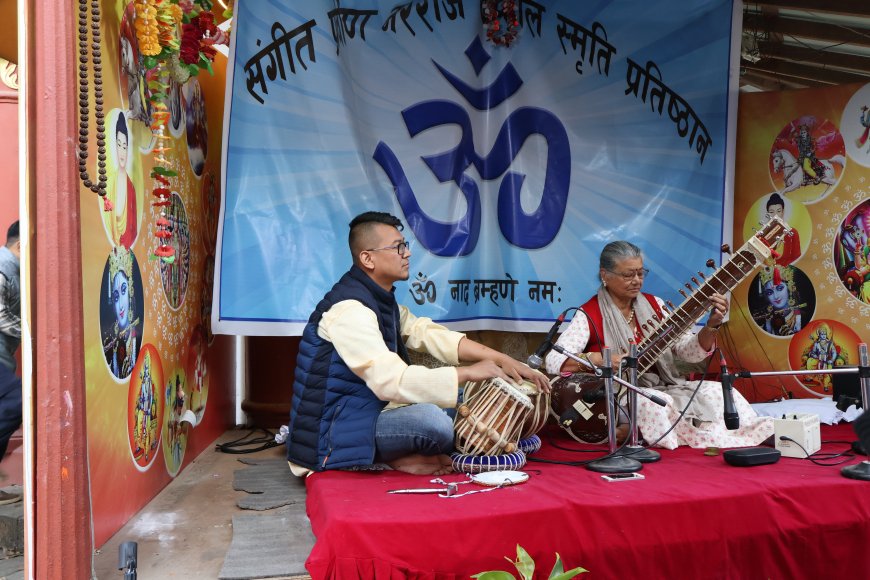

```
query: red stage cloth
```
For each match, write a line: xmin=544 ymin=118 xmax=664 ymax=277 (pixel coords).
xmin=304 ymin=423 xmax=870 ymax=579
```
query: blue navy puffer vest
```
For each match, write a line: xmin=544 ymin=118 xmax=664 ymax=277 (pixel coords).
xmin=286 ymin=265 xmax=410 ymax=471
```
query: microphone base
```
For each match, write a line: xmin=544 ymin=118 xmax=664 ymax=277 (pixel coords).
xmin=616 ymin=445 xmax=661 ymax=463
xmin=841 ymin=460 xmax=870 ymax=481
xmin=586 ymin=455 xmax=643 ymax=474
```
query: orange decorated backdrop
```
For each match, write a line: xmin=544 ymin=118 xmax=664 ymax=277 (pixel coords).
xmin=730 ymin=82 xmax=870 ymax=402
xmin=80 ymin=0 xmax=235 ymax=547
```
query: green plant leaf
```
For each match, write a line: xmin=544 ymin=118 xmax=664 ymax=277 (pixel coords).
xmin=549 ymin=553 xmax=565 ymax=578
xmin=549 ymin=567 xmax=588 ymax=580
xmin=514 ymin=545 xmax=535 ymax=580
xmin=199 ymin=56 xmax=214 ymax=76
xmin=471 ymin=572 xmax=515 ymax=580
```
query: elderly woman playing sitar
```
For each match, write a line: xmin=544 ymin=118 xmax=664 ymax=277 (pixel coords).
xmin=545 ymin=241 xmax=773 ymax=449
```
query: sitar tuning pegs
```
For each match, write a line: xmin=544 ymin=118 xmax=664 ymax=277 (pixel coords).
xmin=698 ymin=271 xmax=706 ymax=280
xmin=667 ymin=300 xmax=676 ymax=310
xmin=679 ymin=289 xmax=687 ymax=298
xmin=706 ymin=259 xmax=716 ymax=269
xmin=720 ymin=244 xmax=731 ymax=254
xmin=691 ymin=276 xmax=699 ymax=286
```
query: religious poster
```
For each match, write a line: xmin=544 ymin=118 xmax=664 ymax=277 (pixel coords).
xmin=79 ymin=0 xmax=233 ymax=546
xmin=731 ymin=82 xmax=870 ymax=401
xmin=217 ymin=0 xmax=740 ymax=335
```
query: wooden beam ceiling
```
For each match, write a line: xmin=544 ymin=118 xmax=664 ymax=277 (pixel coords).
xmin=751 ymin=0 xmax=870 ymax=19
xmin=740 ymin=69 xmax=808 ymax=92
xmin=768 ymin=16 xmax=870 ymax=50
xmin=745 ymin=58 xmax=870 ymax=86
xmin=758 ymin=41 xmax=870 ymax=75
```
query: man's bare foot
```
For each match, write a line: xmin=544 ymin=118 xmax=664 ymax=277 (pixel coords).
xmin=388 ymin=454 xmax=454 ymax=476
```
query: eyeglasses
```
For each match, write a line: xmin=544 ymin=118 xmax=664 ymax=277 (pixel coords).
xmin=607 ymin=268 xmax=649 ymax=280
xmin=366 ymin=240 xmax=411 ymax=255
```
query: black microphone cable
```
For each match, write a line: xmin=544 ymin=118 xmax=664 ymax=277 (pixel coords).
xmin=777 ymin=435 xmax=855 ymax=466
xmin=215 ymin=427 xmax=282 ymax=454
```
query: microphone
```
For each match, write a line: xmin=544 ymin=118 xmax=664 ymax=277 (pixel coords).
xmin=720 ymin=352 xmax=739 ymax=430
xmin=528 ymin=308 xmax=571 ymax=370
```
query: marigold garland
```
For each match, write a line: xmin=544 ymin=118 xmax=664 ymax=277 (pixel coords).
xmin=129 ymin=0 xmax=229 ymax=263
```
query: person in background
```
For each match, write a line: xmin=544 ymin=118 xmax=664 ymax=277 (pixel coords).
xmin=285 ymin=211 xmax=549 ymax=476
xmin=0 ymin=221 xmax=22 ymax=504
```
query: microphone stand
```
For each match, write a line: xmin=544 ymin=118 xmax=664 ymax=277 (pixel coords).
xmin=724 ymin=344 xmax=870 ymax=482
xmin=618 ymin=342 xmax=661 ymax=463
xmin=843 ymin=343 xmax=870 ymax=481
xmin=550 ymin=344 xmax=669 ymax=408
xmin=550 ymin=345 xmax=643 ymax=473
xmin=584 ymin=347 xmax=643 ymax=474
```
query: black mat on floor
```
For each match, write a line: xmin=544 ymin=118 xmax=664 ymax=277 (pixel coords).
xmin=232 ymin=458 xmax=306 ymax=510
xmin=218 ymin=509 xmax=314 ymax=580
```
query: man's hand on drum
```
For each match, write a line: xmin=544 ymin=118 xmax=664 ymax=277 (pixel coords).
xmin=456 ymin=338 xmax=550 ymax=392
xmin=457 ymin=360 xmax=513 ymax=385
xmin=497 ymin=355 xmax=550 ymax=393
xmin=456 ymin=358 xmax=550 ymax=393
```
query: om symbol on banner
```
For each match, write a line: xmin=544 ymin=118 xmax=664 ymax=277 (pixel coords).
xmin=409 ymin=272 xmax=437 ymax=305
xmin=374 ymin=37 xmax=571 ymax=257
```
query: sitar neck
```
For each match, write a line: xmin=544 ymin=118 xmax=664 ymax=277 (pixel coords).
xmin=635 ymin=217 xmax=789 ymax=375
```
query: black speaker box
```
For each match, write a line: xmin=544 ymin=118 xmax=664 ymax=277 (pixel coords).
xmin=723 ymin=447 xmax=781 ymax=467
xmin=832 ymin=369 xmax=861 ymax=406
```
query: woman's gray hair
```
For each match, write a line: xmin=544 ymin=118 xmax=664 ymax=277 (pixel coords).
xmin=599 ymin=240 xmax=643 ymax=271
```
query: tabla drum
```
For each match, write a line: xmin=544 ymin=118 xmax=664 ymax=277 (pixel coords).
xmin=455 ymin=377 xmax=533 ymax=456
xmin=548 ymin=372 xmax=608 ymax=444
xmin=514 ymin=379 xmax=551 ymax=439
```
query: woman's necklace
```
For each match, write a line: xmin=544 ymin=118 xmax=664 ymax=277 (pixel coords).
xmin=623 ymin=308 xmax=635 ymax=326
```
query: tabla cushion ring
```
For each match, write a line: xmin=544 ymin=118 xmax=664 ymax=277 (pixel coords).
xmin=450 ymin=449 xmax=527 ymax=474
xmin=518 ymin=434 xmax=542 ymax=455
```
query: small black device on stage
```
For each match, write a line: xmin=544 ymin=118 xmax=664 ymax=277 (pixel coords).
xmin=723 ymin=447 xmax=781 ymax=467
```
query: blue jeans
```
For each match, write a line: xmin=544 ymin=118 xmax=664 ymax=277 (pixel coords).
xmin=374 ymin=403 xmax=455 ymax=463
xmin=0 ymin=362 xmax=21 ymax=461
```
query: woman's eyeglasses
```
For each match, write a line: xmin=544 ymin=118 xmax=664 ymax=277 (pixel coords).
xmin=607 ymin=268 xmax=649 ymax=280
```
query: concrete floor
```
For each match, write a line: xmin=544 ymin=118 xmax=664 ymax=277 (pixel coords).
xmin=92 ymin=430 xmax=313 ymax=580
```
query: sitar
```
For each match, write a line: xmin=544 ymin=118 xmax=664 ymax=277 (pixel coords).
xmin=549 ymin=216 xmax=790 ymax=443
xmin=635 ymin=216 xmax=790 ymax=374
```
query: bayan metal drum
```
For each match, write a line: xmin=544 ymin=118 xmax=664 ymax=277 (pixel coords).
xmin=549 ymin=372 xmax=609 ymax=444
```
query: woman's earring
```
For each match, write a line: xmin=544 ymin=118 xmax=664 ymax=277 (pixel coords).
xmin=602 ymin=279 xmax=607 ymax=288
